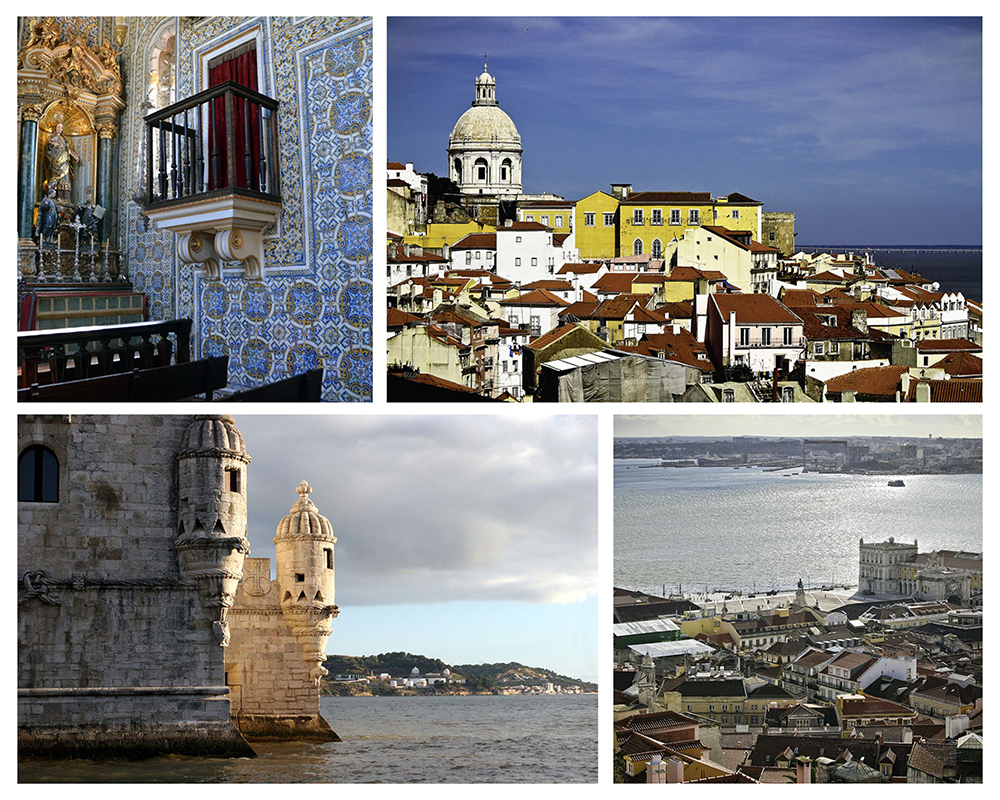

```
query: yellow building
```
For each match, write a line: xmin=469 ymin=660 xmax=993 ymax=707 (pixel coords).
xmin=619 ymin=190 xmax=765 ymax=259
xmin=403 ymin=221 xmax=495 ymax=252
xmin=713 ymin=193 xmax=764 ymax=241
xmin=517 ymin=200 xmax=575 ymax=235
xmin=619 ymin=191 xmax=715 ymax=259
xmin=574 ymin=190 xmax=620 ymax=258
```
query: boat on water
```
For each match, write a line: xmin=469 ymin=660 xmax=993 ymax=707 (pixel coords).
xmin=888 ymin=479 xmax=905 ymax=487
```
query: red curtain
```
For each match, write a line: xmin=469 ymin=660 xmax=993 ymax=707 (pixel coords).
xmin=208 ymin=48 xmax=261 ymax=190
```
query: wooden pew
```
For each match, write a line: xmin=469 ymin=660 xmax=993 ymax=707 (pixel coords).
xmin=229 ymin=368 xmax=324 ymax=402
xmin=18 ymin=356 xmax=229 ymax=402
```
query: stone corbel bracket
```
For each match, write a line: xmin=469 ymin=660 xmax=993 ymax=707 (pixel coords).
xmin=143 ymin=194 xmax=281 ymax=282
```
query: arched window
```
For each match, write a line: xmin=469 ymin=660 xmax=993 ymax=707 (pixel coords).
xmin=474 ymin=157 xmax=489 ymax=183
xmin=501 ymin=158 xmax=512 ymax=183
xmin=18 ymin=445 xmax=59 ymax=503
xmin=651 ymin=238 xmax=662 ymax=259
xmin=633 ymin=238 xmax=643 ymax=256
xmin=453 ymin=158 xmax=463 ymax=183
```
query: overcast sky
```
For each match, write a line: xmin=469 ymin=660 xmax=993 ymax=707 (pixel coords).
xmin=235 ymin=415 xmax=597 ymax=680
xmin=616 ymin=414 xmax=982 ymax=439
xmin=388 ymin=16 xmax=982 ymax=245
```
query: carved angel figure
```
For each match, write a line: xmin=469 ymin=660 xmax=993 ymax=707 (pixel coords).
xmin=98 ymin=40 xmax=120 ymax=78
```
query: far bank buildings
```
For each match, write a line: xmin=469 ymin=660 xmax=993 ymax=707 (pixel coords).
xmin=18 ymin=415 xmax=340 ymax=757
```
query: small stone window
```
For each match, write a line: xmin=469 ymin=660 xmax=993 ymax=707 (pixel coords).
xmin=295 ymin=573 xmax=305 ymax=582
xmin=325 ymin=548 xmax=333 ymax=569
xmin=226 ymin=467 xmax=241 ymax=493
xmin=18 ymin=444 xmax=59 ymax=503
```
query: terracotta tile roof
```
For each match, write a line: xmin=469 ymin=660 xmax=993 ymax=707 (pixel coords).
xmin=520 ymin=279 xmax=573 ymax=292
xmin=935 ymin=352 xmax=983 ymax=377
xmin=388 ymin=244 xmax=448 ymax=264
xmin=500 ymin=288 xmax=569 ymax=307
xmin=386 ymin=178 xmax=409 ymax=188
xmin=386 ymin=161 xmax=406 ymax=170
xmin=553 ymin=233 xmax=570 ymax=246
xmin=518 ymin=199 xmax=574 ymax=208
xmin=915 ymin=338 xmax=980 ymax=353
xmin=387 ymin=307 xmax=421 ymax=327
xmin=424 ymin=324 xmax=465 ymax=349
xmin=525 ymin=322 xmax=591 ymax=351
xmin=719 ymin=192 xmax=762 ymax=204
xmin=558 ymin=262 xmax=604 ymax=275
xmin=701 ymin=225 xmax=755 ymax=251
xmin=624 ymin=191 xmax=712 ymax=205
xmin=749 ymin=241 xmax=779 ymax=253
xmin=580 ymin=289 xmax=599 ymax=303
xmin=807 ymin=270 xmax=853 ymax=283
xmin=668 ymin=266 xmax=707 ymax=282
xmin=620 ymin=331 xmax=714 ymax=373
xmin=825 ymin=365 xmax=908 ymax=397
xmin=711 ymin=294 xmax=802 ymax=325
xmin=840 ymin=697 xmax=916 ymax=718
xmin=405 ymin=371 xmax=478 ymax=393
xmin=659 ymin=301 xmax=694 ymax=318
xmin=589 ymin=295 xmax=643 ymax=320
xmin=781 ymin=289 xmax=819 ymax=307
xmin=560 ymin=301 xmax=599 ymax=319
xmin=387 ymin=231 xmax=403 ymax=241
xmin=905 ymin=379 xmax=983 ymax=403
xmin=593 ymin=272 xmax=641 ymax=293
xmin=700 ymin=270 xmax=730 ymax=282
xmin=632 ymin=273 xmax=669 ymax=284
xmin=798 ymin=307 xmax=869 ymax=340
xmin=450 ymin=232 xmax=497 ymax=250
xmin=496 ymin=221 xmax=549 ymax=232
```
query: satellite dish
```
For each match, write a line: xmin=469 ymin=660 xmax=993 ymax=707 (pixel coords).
xmin=932 ymin=282 xmax=940 ymax=290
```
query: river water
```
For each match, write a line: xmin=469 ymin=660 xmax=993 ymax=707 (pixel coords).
xmin=19 ymin=694 xmax=597 ymax=783
xmin=615 ymin=461 xmax=982 ymax=594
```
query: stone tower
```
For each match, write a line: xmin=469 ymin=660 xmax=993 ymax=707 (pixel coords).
xmin=175 ymin=415 xmax=252 ymax=648
xmin=274 ymin=480 xmax=340 ymax=686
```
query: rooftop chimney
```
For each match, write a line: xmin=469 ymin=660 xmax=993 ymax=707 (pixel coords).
xmin=666 ymin=757 xmax=684 ymax=784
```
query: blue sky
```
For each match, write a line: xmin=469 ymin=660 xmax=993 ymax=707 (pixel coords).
xmin=388 ymin=17 xmax=982 ymax=245
xmin=235 ymin=416 xmax=598 ymax=681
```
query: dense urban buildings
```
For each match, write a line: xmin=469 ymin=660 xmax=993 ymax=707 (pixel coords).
xmin=387 ymin=60 xmax=982 ymax=403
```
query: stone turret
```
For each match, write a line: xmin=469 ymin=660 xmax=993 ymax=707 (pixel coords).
xmin=274 ymin=481 xmax=340 ymax=685
xmin=175 ymin=414 xmax=251 ymax=647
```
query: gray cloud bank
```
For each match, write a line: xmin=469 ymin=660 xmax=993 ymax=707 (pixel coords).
xmin=235 ymin=415 xmax=598 ymax=607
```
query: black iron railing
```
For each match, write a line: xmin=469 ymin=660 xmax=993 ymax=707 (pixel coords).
xmin=145 ymin=81 xmax=280 ymax=208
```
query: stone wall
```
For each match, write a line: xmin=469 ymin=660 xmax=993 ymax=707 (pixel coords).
xmin=228 ymin=557 xmax=338 ymax=740
xmin=762 ymin=212 xmax=796 ymax=257
xmin=17 ymin=414 xmax=252 ymax=758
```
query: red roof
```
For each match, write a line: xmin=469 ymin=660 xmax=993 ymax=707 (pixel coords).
xmin=935 ymin=352 xmax=983 ymax=377
xmin=825 ymin=365 xmax=908 ymax=397
xmin=526 ymin=322 xmax=600 ymax=351
xmin=915 ymin=338 xmax=980 ymax=353
xmin=619 ymin=330 xmax=714 ymax=373
xmin=558 ymin=262 xmax=604 ymax=275
xmin=451 ymin=232 xmax=497 ymax=250
xmin=905 ymin=379 xmax=983 ymax=403
xmin=712 ymin=294 xmax=802 ymax=325
xmin=387 ymin=161 xmax=406 ymax=170
xmin=500 ymin=288 xmax=568 ymax=307
xmin=497 ymin=221 xmax=549 ymax=232
xmin=624 ymin=191 xmax=712 ymax=205
xmin=593 ymin=273 xmax=641 ymax=293
xmin=387 ymin=307 xmax=421 ymax=327
xmin=520 ymin=280 xmax=573 ymax=292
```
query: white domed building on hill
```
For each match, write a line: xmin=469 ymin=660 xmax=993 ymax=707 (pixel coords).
xmin=448 ymin=58 xmax=522 ymax=200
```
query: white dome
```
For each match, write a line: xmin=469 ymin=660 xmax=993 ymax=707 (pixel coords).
xmin=411 ymin=666 xmax=420 ymax=676
xmin=477 ymin=69 xmax=495 ymax=86
xmin=450 ymin=105 xmax=520 ymax=145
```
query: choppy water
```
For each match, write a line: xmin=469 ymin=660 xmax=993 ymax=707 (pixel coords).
xmin=615 ymin=462 xmax=982 ymax=594
xmin=19 ymin=695 xmax=596 ymax=783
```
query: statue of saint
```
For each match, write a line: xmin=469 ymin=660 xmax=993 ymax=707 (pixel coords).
xmin=36 ymin=186 xmax=59 ymax=241
xmin=46 ymin=121 xmax=79 ymax=199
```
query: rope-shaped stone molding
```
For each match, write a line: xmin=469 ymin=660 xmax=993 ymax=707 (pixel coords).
xmin=18 ymin=570 xmax=194 ymax=606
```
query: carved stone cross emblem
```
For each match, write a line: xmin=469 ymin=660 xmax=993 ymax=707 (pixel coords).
xmin=242 ymin=559 xmax=271 ymax=596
